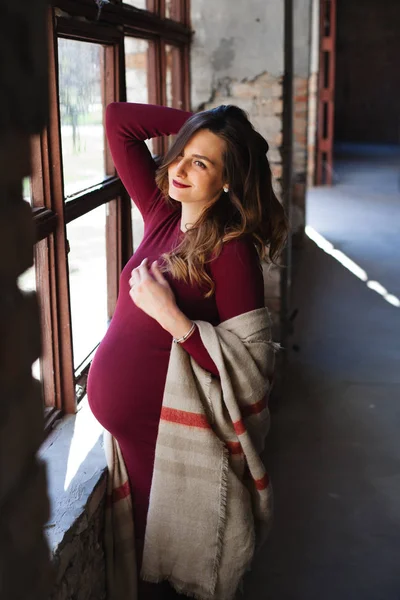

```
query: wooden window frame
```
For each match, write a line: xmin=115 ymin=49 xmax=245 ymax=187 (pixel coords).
xmin=29 ymin=1 xmax=191 ymax=433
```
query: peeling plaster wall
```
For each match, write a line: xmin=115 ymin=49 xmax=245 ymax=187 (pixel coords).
xmin=191 ymin=0 xmax=284 ymax=109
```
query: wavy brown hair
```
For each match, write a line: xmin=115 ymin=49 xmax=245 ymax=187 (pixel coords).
xmin=156 ymin=104 xmax=288 ymax=297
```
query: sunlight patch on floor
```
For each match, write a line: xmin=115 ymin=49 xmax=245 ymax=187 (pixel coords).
xmin=306 ymin=225 xmax=400 ymax=308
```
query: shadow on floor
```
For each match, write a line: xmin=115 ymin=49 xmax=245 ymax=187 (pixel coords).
xmin=243 ymin=233 xmax=400 ymax=600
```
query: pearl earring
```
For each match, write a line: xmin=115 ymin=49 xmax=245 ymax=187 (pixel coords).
xmin=223 ymin=186 xmax=229 ymax=193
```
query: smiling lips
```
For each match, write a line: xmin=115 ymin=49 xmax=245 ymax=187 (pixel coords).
xmin=172 ymin=179 xmax=191 ymax=189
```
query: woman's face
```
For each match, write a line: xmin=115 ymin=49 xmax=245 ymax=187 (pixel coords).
xmin=167 ymin=129 xmax=228 ymax=207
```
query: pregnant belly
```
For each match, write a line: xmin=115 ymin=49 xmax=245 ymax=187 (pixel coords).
xmin=87 ymin=311 xmax=172 ymax=444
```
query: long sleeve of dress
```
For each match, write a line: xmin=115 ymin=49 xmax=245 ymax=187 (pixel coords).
xmin=181 ymin=238 xmax=265 ymax=377
xmin=105 ymin=102 xmax=192 ymax=223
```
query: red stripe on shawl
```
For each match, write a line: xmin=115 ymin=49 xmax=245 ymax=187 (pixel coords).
xmin=254 ymin=473 xmax=270 ymax=491
xmin=161 ymin=407 xmax=211 ymax=429
xmin=233 ymin=419 xmax=246 ymax=435
xmin=233 ymin=394 xmax=268 ymax=434
xmin=106 ymin=480 xmax=130 ymax=507
xmin=241 ymin=395 xmax=268 ymax=418
xmin=225 ymin=441 xmax=243 ymax=455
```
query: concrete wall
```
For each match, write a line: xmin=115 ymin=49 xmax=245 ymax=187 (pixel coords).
xmin=0 ymin=1 xmax=52 ymax=598
xmin=41 ymin=405 xmax=107 ymax=600
xmin=191 ymin=0 xmax=284 ymax=107
xmin=48 ymin=477 xmax=106 ymax=600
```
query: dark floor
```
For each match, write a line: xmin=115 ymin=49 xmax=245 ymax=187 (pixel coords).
xmin=244 ymin=147 xmax=400 ymax=599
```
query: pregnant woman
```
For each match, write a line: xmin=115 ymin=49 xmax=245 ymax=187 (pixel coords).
xmin=87 ymin=102 xmax=287 ymax=599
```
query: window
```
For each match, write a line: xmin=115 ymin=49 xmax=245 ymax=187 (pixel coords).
xmin=27 ymin=0 xmax=190 ymax=430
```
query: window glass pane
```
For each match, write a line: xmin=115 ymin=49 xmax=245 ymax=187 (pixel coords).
xmin=23 ymin=177 xmax=32 ymax=204
xmin=166 ymin=45 xmax=173 ymax=108
xmin=125 ymin=38 xmax=150 ymax=106
xmin=125 ymin=36 xmax=150 ymax=249
xmin=18 ymin=246 xmax=42 ymax=384
xmin=67 ymin=204 xmax=108 ymax=370
xmin=125 ymin=37 xmax=152 ymax=156
xmin=165 ymin=0 xmax=173 ymax=18
xmin=132 ymin=204 xmax=145 ymax=252
xmin=18 ymin=264 xmax=35 ymax=293
xmin=166 ymin=45 xmax=182 ymax=150
xmin=123 ymin=0 xmax=149 ymax=9
xmin=165 ymin=45 xmax=182 ymax=109
xmin=58 ymin=39 xmax=106 ymax=198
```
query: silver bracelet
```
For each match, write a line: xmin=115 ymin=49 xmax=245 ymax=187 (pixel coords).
xmin=173 ymin=322 xmax=196 ymax=344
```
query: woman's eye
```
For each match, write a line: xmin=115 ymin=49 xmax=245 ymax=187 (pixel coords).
xmin=195 ymin=160 xmax=206 ymax=169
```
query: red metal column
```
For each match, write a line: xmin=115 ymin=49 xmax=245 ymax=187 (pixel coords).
xmin=316 ymin=0 xmax=336 ymax=185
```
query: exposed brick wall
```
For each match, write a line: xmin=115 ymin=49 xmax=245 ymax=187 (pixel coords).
xmin=0 ymin=1 xmax=52 ymax=599
xmin=335 ymin=0 xmax=400 ymax=144
xmin=196 ymin=72 xmax=284 ymax=198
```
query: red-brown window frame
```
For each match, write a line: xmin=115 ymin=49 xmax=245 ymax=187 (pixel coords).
xmin=29 ymin=1 xmax=191 ymax=433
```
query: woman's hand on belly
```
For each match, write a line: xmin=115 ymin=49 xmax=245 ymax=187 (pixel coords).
xmin=129 ymin=258 xmax=194 ymax=339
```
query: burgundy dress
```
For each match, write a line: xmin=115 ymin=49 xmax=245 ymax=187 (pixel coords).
xmin=87 ymin=102 xmax=264 ymax=572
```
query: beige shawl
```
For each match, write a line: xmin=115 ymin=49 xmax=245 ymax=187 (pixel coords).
xmin=105 ymin=307 xmax=277 ymax=600
xmin=104 ymin=430 xmax=137 ymax=600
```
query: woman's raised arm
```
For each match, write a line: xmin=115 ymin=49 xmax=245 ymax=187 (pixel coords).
xmin=105 ymin=102 xmax=192 ymax=221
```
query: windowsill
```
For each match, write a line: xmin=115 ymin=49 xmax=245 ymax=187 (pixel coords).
xmin=39 ymin=397 xmax=107 ymax=556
